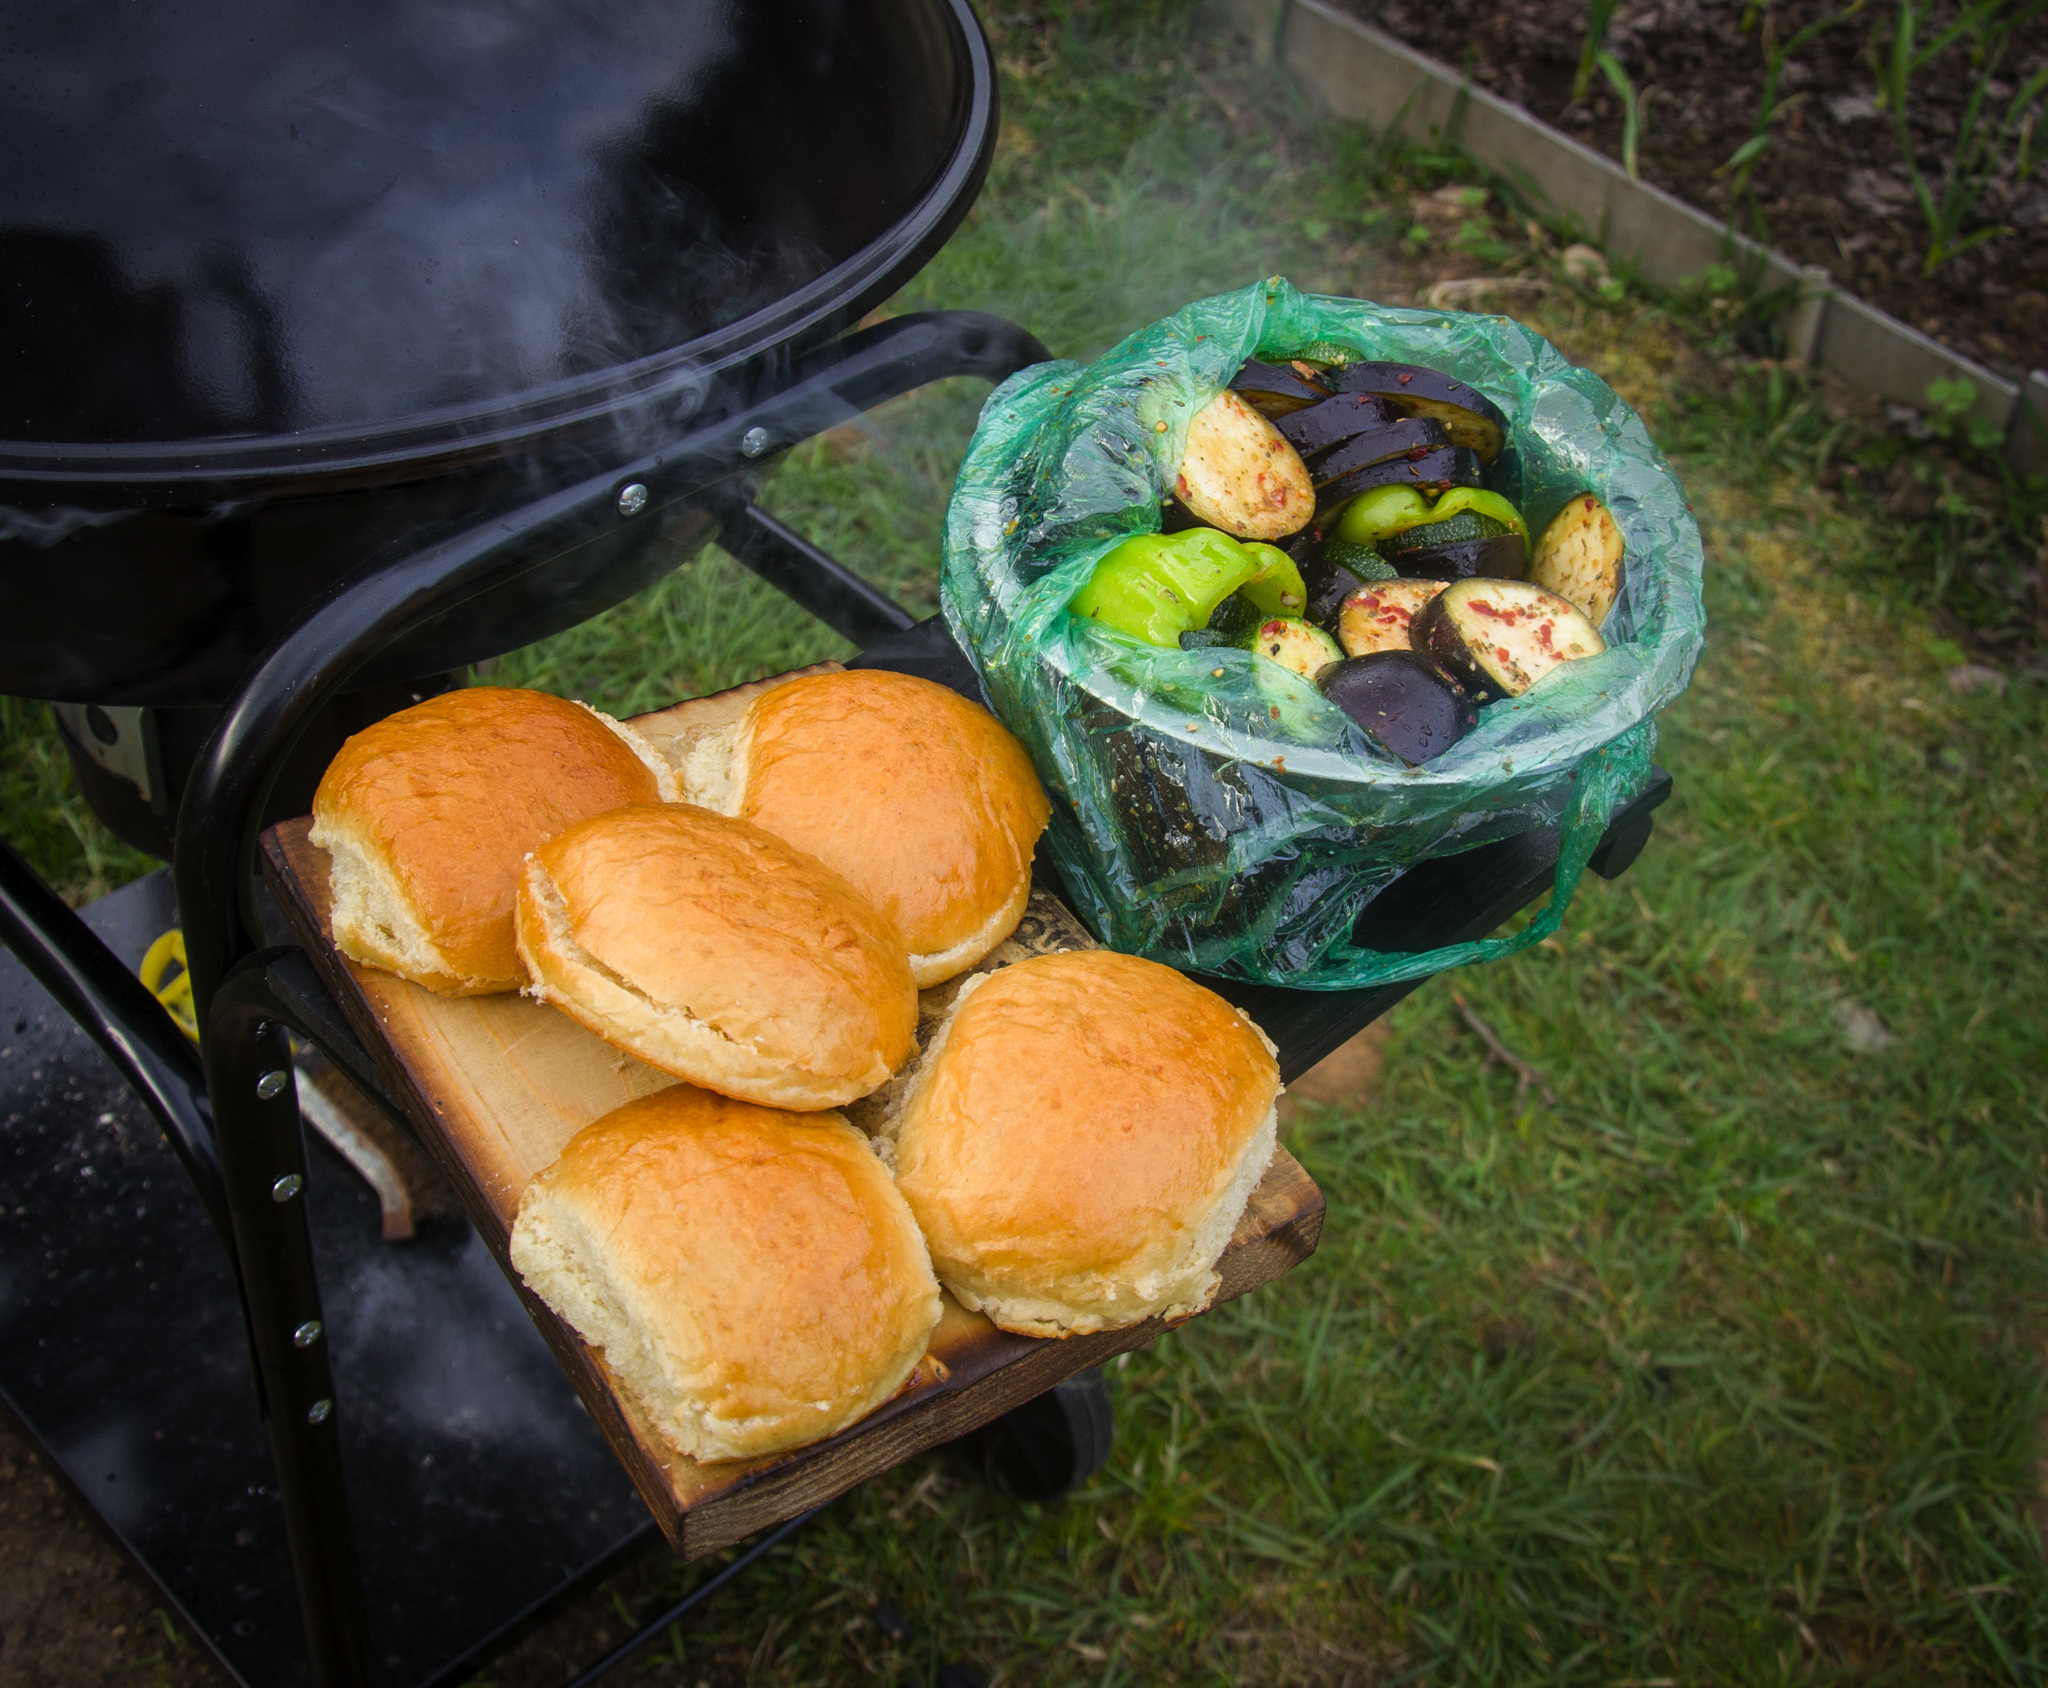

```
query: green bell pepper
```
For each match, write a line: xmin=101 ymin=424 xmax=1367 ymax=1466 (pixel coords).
xmin=1069 ymin=528 xmax=1261 ymax=646
xmin=1332 ymin=484 xmax=1528 ymax=551
xmin=1238 ymin=542 xmax=1309 ymax=618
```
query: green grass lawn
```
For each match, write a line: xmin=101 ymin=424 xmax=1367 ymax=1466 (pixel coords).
xmin=6 ymin=3 xmax=2045 ymax=1683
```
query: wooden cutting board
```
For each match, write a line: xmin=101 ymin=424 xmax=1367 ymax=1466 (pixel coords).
xmin=260 ymin=666 xmax=1326 ymax=1558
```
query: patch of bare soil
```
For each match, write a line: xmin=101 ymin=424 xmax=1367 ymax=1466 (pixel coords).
xmin=0 ymin=1412 xmax=220 ymax=1688
xmin=1349 ymin=0 xmax=2048 ymax=379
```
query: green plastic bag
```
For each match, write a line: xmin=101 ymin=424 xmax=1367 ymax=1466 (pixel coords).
xmin=941 ymin=278 xmax=1704 ymax=989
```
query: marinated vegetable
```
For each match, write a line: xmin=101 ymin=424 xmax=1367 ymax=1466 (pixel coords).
xmin=1308 ymin=417 xmax=1452 ymax=487
xmin=1249 ymin=616 xmax=1344 ymax=682
xmin=1331 ymin=362 xmax=1509 ymax=462
xmin=1336 ymin=579 xmax=1447 ymax=657
xmin=1175 ymin=390 xmax=1315 ymax=539
xmin=1410 ymin=579 xmax=1606 ymax=702
xmin=1332 ymin=485 xmax=1528 ymax=551
xmin=1229 ymin=358 xmax=1331 ymax=418
xmin=1321 ymin=652 xmax=1477 ymax=764
xmin=1387 ymin=533 xmax=1528 ymax=583
xmin=1239 ymin=542 xmax=1308 ymax=617
xmin=1276 ymin=391 xmax=1396 ymax=456
xmin=1070 ymin=528 xmax=1260 ymax=646
xmin=1530 ymin=492 xmax=1625 ymax=626
xmin=1319 ymin=445 xmax=1480 ymax=507
xmin=1301 ymin=544 xmax=1394 ymax=630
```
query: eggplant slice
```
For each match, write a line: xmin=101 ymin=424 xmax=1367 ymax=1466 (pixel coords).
xmin=1336 ymin=578 xmax=1448 ymax=657
xmin=1175 ymin=389 xmax=1316 ymax=540
xmin=1321 ymin=651 xmax=1477 ymax=764
xmin=1331 ymin=362 xmax=1508 ymax=463
xmin=1388 ymin=531 xmax=1529 ymax=582
xmin=1308 ymin=417 xmax=1452 ymax=487
xmin=1409 ymin=578 xmax=1606 ymax=703
xmin=1276 ymin=391 xmax=1397 ymax=456
xmin=1319 ymin=445 xmax=1481 ymax=508
xmin=1230 ymin=358 xmax=1332 ymax=418
xmin=1531 ymin=492 xmax=1625 ymax=626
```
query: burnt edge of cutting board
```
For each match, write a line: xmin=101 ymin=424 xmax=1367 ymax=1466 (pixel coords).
xmin=257 ymin=673 xmax=1324 ymax=1558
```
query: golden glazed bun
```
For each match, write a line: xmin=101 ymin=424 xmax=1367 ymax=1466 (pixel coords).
xmin=510 ymin=1086 xmax=942 ymax=1464
xmin=514 ymin=804 xmax=918 ymax=1110
xmin=310 ymin=687 xmax=678 ymax=995
xmin=677 ymin=669 xmax=1051 ymax=989
xmin=882 ymin=950 xmax=1280 ymax=1337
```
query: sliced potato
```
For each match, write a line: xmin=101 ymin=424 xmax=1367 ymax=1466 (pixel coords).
xmin=1336 ymin=578 xmax=1447 ymax=657
xmin=1410 ymin=578 xmax=1605 ymax=703
xmin=1175 ymin=389 xmax=1315 ymax=540
xmin=1247 ymin=615 xmax=1344 ymax=682
xmin=1530 ymin=493 xmax=1624 ymax=626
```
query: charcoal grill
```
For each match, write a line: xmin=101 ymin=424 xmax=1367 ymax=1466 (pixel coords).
xmin=0 ymin=2 xmax=1672 ymax=1682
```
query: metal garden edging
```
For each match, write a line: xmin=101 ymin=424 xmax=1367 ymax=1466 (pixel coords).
xmin=1216 ymin=0 xmax=2048 ymax=479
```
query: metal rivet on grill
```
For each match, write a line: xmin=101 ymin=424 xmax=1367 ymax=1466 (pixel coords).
xmin=615 ymin=482 xmax=649 ymax=517
xmin=271 ymin=1173 xmax=304 ymax=1203
xmin=292 ymin=1320 xmax=323 ymax=1349
xmin=740 ymin=426 xmax=771 ymax=458
xmin=305 ymin=1398 xmax=334 ymax=1426
xmin=255 ymin=1069 xmax=290 ymax=1100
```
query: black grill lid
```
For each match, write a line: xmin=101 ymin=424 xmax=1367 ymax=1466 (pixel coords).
xmin=1 ymin=0 xmax=972 ymax=460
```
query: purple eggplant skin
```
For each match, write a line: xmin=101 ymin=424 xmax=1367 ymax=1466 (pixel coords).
xmin=1318 ymin=445 xmax=1482 ymax=509
xmin=1330 ymin=361 xmax=1509 ymax=462
xmin=1388 ymin=531 xmax=1529 ymax=582
xmin=1301 ymin=559 xmax=1367 ymax=630
xmin=1309 ymin=417 xmax=1451 ymax=486
xmin=1276 ymin=391 xmax=1397 ymax=456
xmin=1230 ymin=358 xmax=1331 ymax=417
xmin=1320 ymin=651 xmax=1478 ymax=765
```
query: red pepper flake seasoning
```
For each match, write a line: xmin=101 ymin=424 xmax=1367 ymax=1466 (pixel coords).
xmin=1269 ymin=706 xmax=1281 ymax=719
xmin=1496 ymin=646 xmax=1511 ymax=662
xmin=1273 ymin=757 xmax=1287 ymax=772
xmin=1397 ymin=372 xmax=1412 ymax=384
xmin=1536 ymin=620 xmax=1556 ymax=652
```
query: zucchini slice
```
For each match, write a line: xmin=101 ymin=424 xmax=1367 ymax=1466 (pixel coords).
xmin=1530 ymin=492 xmax=1625 ymax=626
xmin=1309 ymin=417 xmax=1452 ymax=487
xmin=1336 ymin=578 xmax=1448 ymax=657
xmin=1276 ymin=392 xmax=1398 ymax=456
xmin=1331 ymin=361 xmax=1509 ymax=463
xmin=1380 ymin=509 xmax=1507 ymax=551
xmin=1319 ymin=445 xmax=1481 ymax=508
xmin=1230 ymin=358 xmax=1332 ymax=418
xmin=1247 ymin=615 xmax=1345 ymax=683
xmin=1175 ymin=390 xmax=1316 ymax=540
xmin=1409 ymin=578 xmax=1606 ymax=702
xmin=1389 ymin=531 xmax=1529 ymax=582
xmin=1204 ymin=590 xmax=1266 ymax=643
xmin=1321 ymin=651 xmax=1477 ymax=764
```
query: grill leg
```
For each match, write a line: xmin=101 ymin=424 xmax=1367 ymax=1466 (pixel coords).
xmin=206 ymin=960 xmax=371 ymax=1688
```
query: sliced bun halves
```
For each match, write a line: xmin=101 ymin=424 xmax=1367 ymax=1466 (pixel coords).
xmin=882 ymin=950 xmax=1281 ymax=1338
xmin=680 ymin=669 xmax=1052 ymax=989
xmin=310 ymin=686 xmax=678 ymax=995
xmin=515 ymin=804 xmax=918 ymax=1110
xmin=510 ymin=1086 xmax=942 ymax=1464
